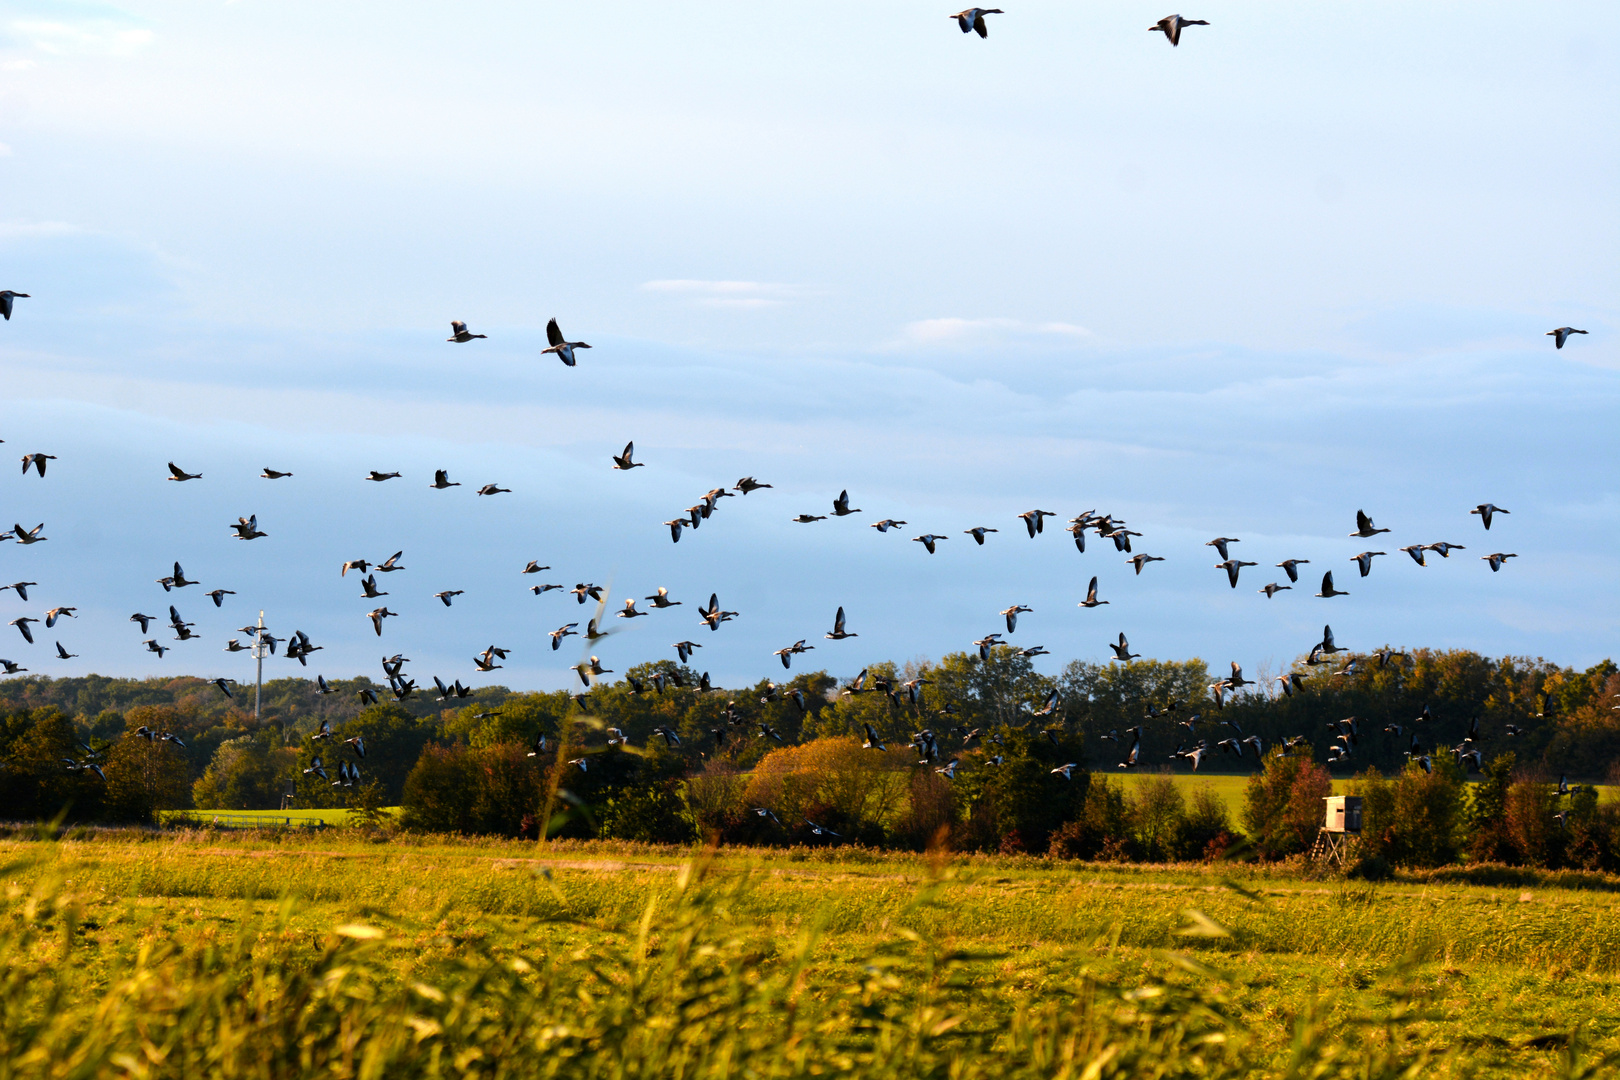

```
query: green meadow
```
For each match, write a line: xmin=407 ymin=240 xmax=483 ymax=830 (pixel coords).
xmin=5 ymin=828 xmax=1620 ymax=1078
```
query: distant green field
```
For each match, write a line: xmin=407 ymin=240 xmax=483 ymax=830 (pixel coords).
xmin=164 ymin=806 xmax=400 ymax=827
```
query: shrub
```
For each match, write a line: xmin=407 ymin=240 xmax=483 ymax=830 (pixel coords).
xmin=742 ymin=737 xmax=913 ymax=844
xmin=1242 ymin=751 xmax=1332 ymax=860
xmin=1352 ymin=758 xmax=1464 ymax=868
xmin=1179 ymin=783 xmax=1236 ymax=861
xmin=1131 ymin=774 xmax=1186 ymax=862
xmin=1048 ymin=776 xmax=1133 ymax=861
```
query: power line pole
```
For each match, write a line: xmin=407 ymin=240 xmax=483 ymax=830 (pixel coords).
xmin=252 ymin=610 xmax=267 ymax=721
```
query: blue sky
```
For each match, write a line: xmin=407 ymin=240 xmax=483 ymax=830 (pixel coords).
xmin=0 ymin=1 xmax=1615 ymax=692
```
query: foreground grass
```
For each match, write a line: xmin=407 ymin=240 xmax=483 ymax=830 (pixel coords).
xmin=4 ymin=830 xmax=1619 ymax=1078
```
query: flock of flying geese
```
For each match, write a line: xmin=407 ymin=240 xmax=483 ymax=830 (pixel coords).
xmin=0 ymin=8 xmax=1598 ymax=814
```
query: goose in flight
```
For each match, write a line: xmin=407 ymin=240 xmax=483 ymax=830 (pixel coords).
xmin=861 ymin=722 xmax=885 ymax=750
xmin=1065 ymin=521 xmax=1088 ymax=553
xmin=0 ymin=290 xmax=30 ymax=320
xmin=1206 ymin=537 xmax=1240 ymax=560
xmin=610 ymin=442 xmax=643 ymax=470
xmin=261 ymin=468 xmax=292 ymax=479
xmin=375 ymin=551 xmax=406 ymax=573
xmin=166 ymin=462 xmax=202 ymax=482
xmin=1018 ymin=509 xmax=1057 ymax=537
xmin=10 ymin=617 xmax=38 ymax=643
xmin=549 ymin=623 xmax=579 ymax=650
xmin=870 ymin=518 xmax=908 ymax=533
xmin=144 ymin=639 xmax=168 ymax=657
xmin=212 ymin=677 xmax=233 ymax=698
xmin=1276 ymin=558 xmax=1309 ymax=583
xmin=54 ymin=640 xmax=77 ymax=661
xmin=1350 ymin=510 xmax=1390 ymax=538
xmin=735 ymin=476 xmax=772 ymax=493
xmin=521 ymin=561 xmax=550 ymax=575
xmin=1051 ymin=763 xmax=1079 ymax=780
xmin=1399 ymin=544 xmax=1427 ymax=566
xmin=832 ymin=489 xmax=861 ymax=516
xmin=1425 ymin=541 xmax=1465 ymax=558
xmin=531 ymin=582 xmax=564 ymax=595
xmin=19 ymin=454 xmax=55 ymax=477
xmin=206 ymin=589 xmax=235 ymax=607
xmin=774 ymin=640 xmax=813 ymax=668
xmin=542 ymin=317 xmax=590 ymax=366
xmin=674 ymin=640 xmax=701 ymax=663
xmin=12 ymin=523 xmax=46 ymax=544
xmin=964 ymin=526 xmax=998 ymax=545
xmin=1109 ymin=632 xmax=1139 ymax=662
xmin=645 ymin=587 xmax=682 ymax=609
xmin=826 ymin=606 xmax=858 ymax=640
xmin=951 ymin=7 xmax=1002 ymax=37
xmin=44 ymin=607 xmax=76 ymax=628
xmin=341 ymin=559 xmax=370 ymax=577
xmin=1127 ymin=553 xmax=1165 ymax=575
xmin=130 ymin=612 xmax=154 ymax=633
xmin=662 ymin=518 xmax=687 ymax=542
xmin=1215 ymin=559 xmax=1256 ymax=588
xmin=230 ymin=514 xmax=267 ymax=540
xmin=448 ymin=320 xmax=486 ymax=342
xmin=1260 ymin=582 xmax=1291 ymax=598
xmin=1482 ymin=552 xmax=1517 ymax=572
xmin=1001 ymin=604 xmax=1032 ymax=633
xmin=0 ymin=659 xmax=25 ymax=674
xmin=1319 ymin=624 xmax=1346 ymax=655
xmin=224 ymin=638 xmax=249 ymax=653
xmin=359 ymin=574 xmax=388 ymax=599
xmin=1150 ymin=13 xmax=1208 ymax=45
xmin=1470 ymin=504 xmax=1510 ymax=530
xmin=1078 ymin=576 xmax=1108 ymax=608
xmin=793 ymin=513 xmax=827 ymax=523
xmin=1227 ymin=662 xmax=1252 ymax=689
xmin=367 ymin=608 xmax=397 ymax=636
xmin=2 ymin=582 xmax=37 ymax=602
xmin=912 ymin=533 xmax=947 ymax=554
xmin=474 ymin=652 xmax=503 ymax=673
xmin=434 ymin=589 xmax=463 ymax=607
xmin=973 ymin=633 xmax=1003 ymax=661
xmin=1350 ymin=551 xmax=1385 ymax=578
xmin=430 ymin=470 xmax=460 ymax=489
xmin=617 ymin=599 xmax=647 ymax=619
xmin=366 ymin=470 xmax=401 ymax=482
xmin=1315 ymin=571 xmax=1349 ymax=598
xmin=476 ymin=483 xmax=510 ymax=496
xmin=1548 ymin=327 xmax=1587 ymax=349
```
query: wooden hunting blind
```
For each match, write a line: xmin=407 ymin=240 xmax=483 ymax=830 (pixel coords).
xmin=1323 ymin=796 xmax=1362 ymax=834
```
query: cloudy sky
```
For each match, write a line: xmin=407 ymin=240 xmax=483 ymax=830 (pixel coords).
xmin=1 ymin=1 xmax=1615 ymax=693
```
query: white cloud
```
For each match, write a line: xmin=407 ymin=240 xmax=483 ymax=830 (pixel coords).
xmin=0 ymin=142 xmax=11 ymax=157
xmin=640 ymin=279 xmax=811 ymax=309
xmin=897 ymin=317 xmax=1092 ymax=346
xmin=0 ymin=219 xmax=82 ymax=238
xmin=0 ymin=59 xmax=35 ymax=71
xmin=10 ymin=19 xmax=153 ymax=57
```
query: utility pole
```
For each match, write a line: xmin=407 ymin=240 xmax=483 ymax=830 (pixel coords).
xmin=252 ymin=610 xmax=267 ymax=721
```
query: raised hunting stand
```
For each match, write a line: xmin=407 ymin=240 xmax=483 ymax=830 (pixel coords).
xmin=1310 ymin=795 xmax=1363 ymax=866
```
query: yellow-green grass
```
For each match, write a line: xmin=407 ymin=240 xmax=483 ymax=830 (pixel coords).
xmin=161 ymin=806 xmax=401 ymax=826
xmin=6 ymin=831 xmax=1620 ymax=1077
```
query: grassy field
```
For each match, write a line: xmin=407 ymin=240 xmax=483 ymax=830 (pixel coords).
xmin=163 ymin=806 xmax=401 ymax=826
xmin=4 ymin=829 xmax=1620 ymax=1078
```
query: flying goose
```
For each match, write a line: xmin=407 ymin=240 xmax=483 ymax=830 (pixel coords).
xmin=1276 ymin=558 xmax=1309 ymax=583
xmin=608 ymin=441 xmax=645 ymax=471
xmin=1020 ymin=645 xmax=1049 ymax=658
xmin=973 ymin=633 xmax=1003 ymax=661
xmin=12 ymin=523 xmax=46 ymax=544
xmin=261 ymin=468 xmax=292 ymax=479
xmin=476 ymin=483 xmax=510 ymax=496
xmin=19 ymin=455 xmax=55 ymax=477
xmin=542 ymin=317 xmax=590 ymax=366
xmin=805 ymin=819 xmax=840 ymax=838
xmin=375 ymin=551 xmax=406 ymax=573
xmin=434 ymin=590 xmax=464 ymax=607
xmin=951 ymin=7 xmax=1002 ymax=37
xmin=448 ymin=320 xmax=486 ymax=342
xmin=10 ymin=617 xmax=38 ymax=643
xmin=870 ymin=518 xmax=908 ymax=532
xmin=617 ymin=599 xmax=647 ymax=619
xmin=793 ymin=513 xmax=827 ymax=523
xmin=1350 ymin=510 xmax=1390 ymax=538
xmin=1066 ymin=522 xmax=1087 ymax=552
xmin=315 ymin=675 xmax=335 ymax=695
xmin=964 ymin=526 xmax=998 ymax=545
xmin=359 ymin=574 xmax=388 ymax=599
xmin=1319 ymin=625 xmax=1346 ymax=655
xmin=1018 ymin=509 xmax=1057 ymax=538
xmin=1547 ymin=327 xmax=1587 ymax=349
xmin=1482 ymin=552 xmax=1517 ymax=572
xmin=1001 ymin=604 xmax=1032 ymax=633
xmin=366 ymin=470 xmax=402 ymax=482
xmin=0 ymin=291 xmax=30 ymax=320
xmin=144 ymin=639 xmax=168 ymax=657
xmin=1078 ymin=576 xmax=1108 ymax=608
xmin=832 ymin=489 xmax=861 ymax=516
xmin=826 ymin=606 xmax=857 ymax=640
xmin=1315 ymin=571 xmax=1348 ymax=598
xmin=1215 ymin=559 xmax=1256 ymax=588
xmin=1051 ymin=763 xmax=1079 ymax=780
xmin=0 ymin=658 xmax=26 ymax=674
xmin=44 ymin=606 xmax=76 ymax=628
xmin=55 ymin=641 xmax=77 ymax=660
xmin=912 ymin=533 xmax=947 ymax=554
xmin=430 ymin=469 xmax=460 ymax=489
xmin=1150 ymin=13 xmax=1208 ymax=45
xmin=1227 ymin=662 xmax=1252 ymax=689
xmin=340 ymin=559 xmax=370 ymax=577
xmin=367 ymin=608 xmax=397 ymax=636
xmin=674 ymin=640 xmax=700 ymax=663
xmin=231 ymin=513 xmax=268 ymax=541
xmin=130 ymin=612 xmax=154 ymax=633
xmin=861 ymin=722 xmax=886 ymax=750
xmin=212 ymin=677 xmax=233 ymax=698
xmin=1425 ymin=541 xmax=1465 ymax=558
xmin=1128 ymin=553 xmax=1165 ymax=575
xmin=1399 ymin=544 xmax=1427 ymax=566
xmin=166 ymin=462 xmax=202 ymax=482
xmin=735 ymin=476 xmax=772 ymax=493
xmin=1260 ymin=582 xmax=1291 ymax=598
xmin=549 ymin=623 xmax=579 ymax=650
xmin=1108 ymin=632 xmax=1139 ymax=662
xmin=1350 ymin=551 xmax=1385 ymax=578
xmin=1470 ymin=504 xmax=1509 ymax=530
xmin=1206 ymin=537 xmax=1240 ymax=560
